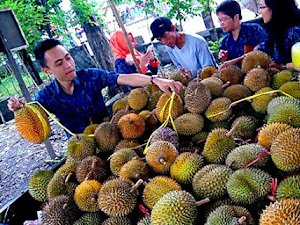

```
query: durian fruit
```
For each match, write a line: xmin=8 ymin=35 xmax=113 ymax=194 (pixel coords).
xmin=252 ymin=87 xmax=277 ymax=113
xmin=110 ymin=148 xmax=138 ymax=176
xmin=67 ymin=134 xmax=96 ymax=162
xmin=272 ymin=70 xmax=292 ymax=89
xmin=98 ymin=178 xmax=138 ymax=216
xmin=174 ymin=113 xmax=204 ymax=136
xmin=47 ymin=172 xmax=77 ymax=199
xmin=14 ymin=104 xmax=50 ymax=144
xmin=202 ymin=127 xmax=236 ymax=164
xmin=191 ymin=131 xmax=209 ymax=143
xmin=110 ymin=109 xmax=131 ymax=128
xmin=192 ymin=164 xmax=233 ymax=200
xmin=279 ymin=81 xmax=300 ymax=99
xmin=76 ymin=155 xmax=107 ymax=183
xmin=242 ymin=50 xmax=270 ymax=72
xmin=137 ymin=215 xmax=151 ymax=225
xmin=74 ymin=180 xmax=102 ymax=212
xmin=42 ymin=195 xmax=79 ymax=225
xmin=147 ymin=91 xmax=163 ymax=111
xmin=225 ymin=144 xmax=269 ymax=170
xmin=169 ymin=69 xmax=191 ymax=86
xmin=219 ymin=65 xmax=243 ymax=84
xmin=231 ymin=116 xmax=258 ymax=139
xmin=119 ymin=158 xmax=149 ymax=181
xmin=150 ymin=127 xmax=179 ymax=149
xmin=139 ymin=110 xmax=157 ymax=132
xmin=223 ymin=84 xmax=252 ymax=101
xmin=205 ymin=97 xmax=232 ymax=122
xmin=205 ymin=205 xmax=255 ymax=225
xmin=201 ymin=77 xmax=225 ymax=98
xmin=83 ymin=124 xmax=99 ymax=135
xmin=143 ymin=176 xmax=181 ymax=209
xmin=258 ymin=122 xmax=292 ymax=149
xmin=145 ymin=84 xmax=160 ymax=94
xmin=114 ymin=139 xmax=143 ymax=155
xmin=112 ymin=97 xmax=128 ymax=114
xmin=156 ymin=93 xmax=183 ymax=123
xmin=244 ymin=68 xmax=271 ymax=92
xmin=151 ymin=190 xmax=198 ymax=225
xmin=118 ymin=113 xmax=145 ymax=139
xmin=95 ymin=122 xmax=119 ymax=152
xmin=170 ymin=152 xmax=204 ymax=184
xmin=55 ymin=160 xmax=77 ymax=176
xmin=206 ymin=120 xmax=231 ymax=131
xmin=202 ymin=199 xmax=235 ymax=221
xmin=28 ymin=170 xmax=54 ymax=202
xmin=267 ymin=96 xmax=300 ymax=115
xmin=259 ymin=199 xmax=300 ymax=224
xmin=184 ymin=82 xmax=211 ymax=114
xmin=201 ymin=66 xmax=218 ymax=79
xmin=276 ymin=176 xmax=300 ymax=200
xmin=145 ymin=141 xmax=178 ymax=174
xmin=128 ymin=88 xmax=148 ymax=110
xmin=73 ymin=212 xmax=104 ymax=225
xmin=267 ymin=103 xmax=300 ymax=127
xmin=270 ymin=128 xmax=300 ymax=172
xmin=226 ymin=168 xmax=272 ymax=205
xmin=102 ymin=216 xmax=132 ymax=225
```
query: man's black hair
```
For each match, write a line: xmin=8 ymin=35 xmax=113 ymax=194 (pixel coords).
xmin=216 ymin=0 xmax=242 ymax=20
xmin=34 ymin=38 xmax=62 ymax=67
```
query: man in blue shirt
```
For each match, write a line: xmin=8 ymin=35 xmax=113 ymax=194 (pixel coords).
xmin=150 ymin=17 xmax=217 ymax=79
xmin=8 ymin=39 xmax=182 ymax=138
xmin=217 ymin=0 xmax=268 ymax=69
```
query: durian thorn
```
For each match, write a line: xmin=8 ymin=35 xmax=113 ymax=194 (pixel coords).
xmin=221 ymin=81 xmax=230 ymax=89
xmin=238 ymin=216 xmax=247 ymax=224
xmin=130 ymin=179 xmax=143 ymax=193
xmin=91 ymin=197 xmax=96 ymax=203
xmin=65 ymin=173 xmax=72 ymax=183
xmin=134 ymin=173 xmax=141 ymax=179
xmin=85 ymin=171 xmax=93 ymax=181
xmin=195 ymin=197 xmax=210 ymax=206
xmin=159 ymin=157 xmax=166 ymax=164
xmin=196 ymin=70 xmax=201 ymax=83
xmin=228 ymin=160 xmax=235 ymax=168
xmin=288 ymin=116 xmax=292 ymax=123
xmin=62 ymin=203 xmax=68 ymax=210
xmin=226 ymin=118 xmax=241 ymax=137
xmin=168 ymin=131 xmax=176 ymax=137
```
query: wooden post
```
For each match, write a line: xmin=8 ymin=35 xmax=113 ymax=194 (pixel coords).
xmin=109 ymin=0 xmax=142 ymax=74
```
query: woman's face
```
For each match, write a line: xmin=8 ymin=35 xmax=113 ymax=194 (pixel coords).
xmin=259 ymin=0 xmax=272 ymax=23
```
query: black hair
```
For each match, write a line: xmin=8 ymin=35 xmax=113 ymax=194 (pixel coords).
xmin=264 ymin=0 xmax=300 ymax=58
xmin=216 ymin=0 xmax=242 ymax=20
xmin=34 ymin=38 xmax=62 ymax=67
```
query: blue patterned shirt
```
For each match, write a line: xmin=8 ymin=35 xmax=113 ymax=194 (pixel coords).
xmin=35 ymin=69 xmax=119 ymax=138
xmin=220 ymin=22 xmax=268 ymax=61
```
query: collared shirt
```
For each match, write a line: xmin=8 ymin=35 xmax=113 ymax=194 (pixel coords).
xmin=220 ymin=22 xmax=268 ymax=61
xmin=166 ymin=33 xmax=217 ymax=78
xmin=35 ymin=69 xmax=119 ymax=138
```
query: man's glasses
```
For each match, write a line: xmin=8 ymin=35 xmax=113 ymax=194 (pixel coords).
xmin=259 ymin=5 xmax=268 ymax=9
xmin=218 ymin=17 xmax=232 ymax=23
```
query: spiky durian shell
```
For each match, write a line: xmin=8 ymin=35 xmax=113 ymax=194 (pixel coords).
xmin=184 ymin=82 xmax=211 ymax=113
xmin=147 ymin=91 xmax=163 ymax=111
xmin=223 ymin=84 xmax=252 ymax=102
xmin=111 ymin=109 xmax=131 ymax=127
xmin=267 ymin=103 xmax=300 ymax=127
xmin=258 ymin=122 xmax=292 ymax=149
xmin=244 ymin=68 xmax=271 ymax=92
xmin=128 ymin=88 xmax=148 ymax=110
xmin=242 ymin=50 xmax=270 ymax=72
xmin=95 ymin=122 xmax=119 ymax=152
xmin=272 ymin=70 xmax=292 ymax=89
xmin=192 ymin=164 xmax=233 ymax=200
xmin=156 ymin=93 xmax=183 ymax=123
xmin=151 ymin=190 xmax=198 ymax=225
xmin=267 ymin=96 xmax=300 ymax=115
xmin=201 ymin=66 xmax=218 ymax=79
xmin=55 ymin=160 xmax=77 ymax=176
xmin=205 ymin=97 xmax=232 ymax=122
xmin=231 ymin=115 xmax=258 ymax=139
xmin=201 ymin=77 xmax=224 ymax=98
xmin=114 ymin=139 xmax=143 ymax=156
xmin=202 ymin=128 xmax=235 ymax=163
xmin=83 ymin=124 xmax=99 ymax=135
xmin=170 ymin=152 xmax=204 ymax=184
xmin=279 ymin=81 xmax=300 ymax=99
xmin=174 ymin=113 xmax=204 ymax=136
xmin=219 ymin=65 xmax=243 ymax=84
xmin=98 ymin=178 xmax=138 ymax=217
xmin=143 ymin=176 xmax=181 ymax=209
xmin=259 ymin=199 xmax=300 ymax=224
xmin=73 ymin=212 xmax=104 ymax=225
xmin=137 ymin=215 xmax=151 ymax=225
xmin=118 ymin=113 xmax=145 ymax=139
xmin=150 ymin=127 xmax=179 ymax=149
xmin=28 ymin=170 xmax=54 ymax=202
xmin=110 ymin=148 xmax=138 ymax=176
xmin=169 ymin=69 xmax=191 ymax=86
xmin=67 ymin=134 xmax=96 ymax=162
xmin=102 ymin=216 xmax=132 ymax=225
xmin=76 ymin=155 xmax=107 ymax=183
xmin=145 ymin=141 xmax=178 ymax=174
xmin=270 ymin=128 xmax=300 ymax=172
xmin=47 ymin=172 xmax=77 ymax=199
xmin=252 ymin=87 xmax=278 ymax=113
xmin=112 ymin=97 xmax=128 ymax=114
xmin=226 ymin=168 xmax=272 ymax=205
xmin=74 ymin=180 xmax=102 ymax=212
xmin=139 ymin=110 xmax=157 ymax=132
xmin=276 ymin=176 xmax=300 ymax=200
xmin=119 ymin=158 xmax=149 ymax=181
xmin=225 ymin=144 xmax=269 ymax=170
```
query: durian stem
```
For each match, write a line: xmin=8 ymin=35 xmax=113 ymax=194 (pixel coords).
xmin=65 ymin=173 xmax=72 ymax=184
xmin=195 ymin=197 xmax=210 ymax=206
xmin=84 ymin=171 xmax=93 ymax=181
xmin=168 ymin=131 xmax=176 ymax=137
xmin=196 ymin=70 xmax=200 ymax=83
xmin=62 ymin=203 xmax=68 ymax=210
xmin=226 ymin=118 xmax=241 ymax=137
xmin=92 ymin=159 xmax=97 ymax=170
xmin=194 ymin=149 xmax=200 ymax=154
xmin=130 ymin=179 xmax=143 ymax=193
xmin=238 ymin=216 xmax=247 ymax=224
xmin=221 ymin=81 xmax=230 ymax=89
xmin=159 ymin=157 xmax=166 ymax=164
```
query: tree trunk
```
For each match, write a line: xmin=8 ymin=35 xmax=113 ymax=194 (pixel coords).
xmin=20 ymin=49 xmax=43 ymax=85
xmin=202 ymin=0 xmax=218 ymax=41
xmin=82 ymin=15 xmax=114 ymax=71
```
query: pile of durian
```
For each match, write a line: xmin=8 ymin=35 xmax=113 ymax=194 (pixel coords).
xmin=27 ymin=50 xmax=300 ymax=225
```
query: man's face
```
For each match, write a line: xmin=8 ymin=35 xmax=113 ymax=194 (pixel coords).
xmin=157 ymin=31 xmax=177 ymax=48
xmin=42 ymin=45 xmax=76 ymax=82
xmin=217 ymin=12 xmax=235 ymax=32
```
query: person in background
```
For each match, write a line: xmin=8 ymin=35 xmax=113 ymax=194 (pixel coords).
xmin=150 ymin=17 xmax=217 ymax=79
xmin=259 ymin=0 xmax=300 ymax=69
xmin=217 ymin=0 xmax=268 ymax=69
xmin=7 ymin=39 xmax=182 ymax=138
